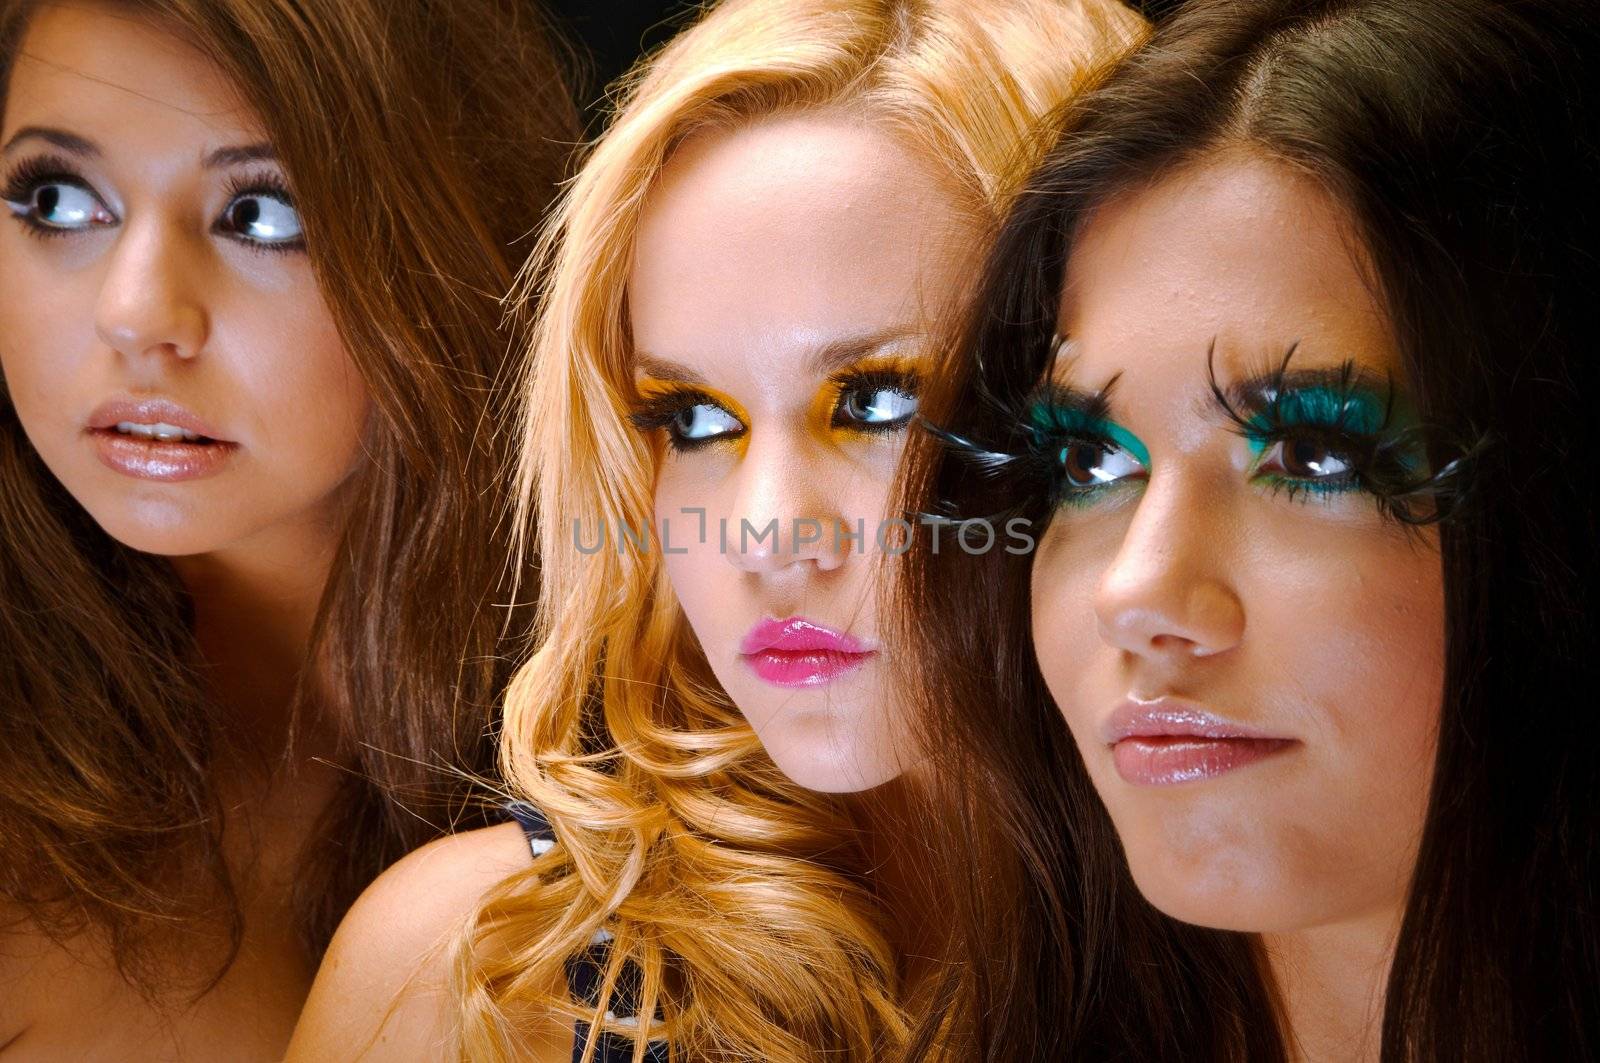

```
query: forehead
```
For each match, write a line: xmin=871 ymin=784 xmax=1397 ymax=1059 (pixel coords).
xmin=1058 ymin=152 xmax=1396 ymax=385
xmin=628 ymin=110 xmax=973 ymax=384
xmin=4 ymin=2 xmax=258 ymax=152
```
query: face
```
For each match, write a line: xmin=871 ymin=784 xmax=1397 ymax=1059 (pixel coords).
xmin=628 ymin=112 xmax=979 ymax=793
xmin=0 ymin=2 xmax=369 ymax=559
xmin=1028 ymin=154 xmax=1445 ymax=933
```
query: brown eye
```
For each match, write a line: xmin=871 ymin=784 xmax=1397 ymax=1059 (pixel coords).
xmin=1058 ymin=439 xmax=1143 ymax=490
xmin=1264 ymin=436 xmax=1353 ymax=480
xmin=1061 ymin=441 xmax=1107 ymax=488
xmin=18 ymin=181 xmax=111 ymax=229
xmin=219 ymin=192 xmax=302 ymax=245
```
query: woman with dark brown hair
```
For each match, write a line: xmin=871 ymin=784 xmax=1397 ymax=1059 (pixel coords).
xmin=897 ymin=0 xmax=1599 ymax=1058
xmin=0 ymin=0 xmax=576 ymax=1056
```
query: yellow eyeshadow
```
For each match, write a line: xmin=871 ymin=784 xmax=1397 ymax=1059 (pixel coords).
xmin=810 ymin=353 xmax=925 ymax=439
xmin=846 ymin=352 xmax=926 ymax=377
xmin=632 ymin=378 xmax=750 ymax=422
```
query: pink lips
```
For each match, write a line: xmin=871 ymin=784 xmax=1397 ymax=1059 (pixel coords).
xmin=1104 ymin=699 xmax=1296 ymax=786
xmin=739 ymin=617 xmax=875 ymax=688
xmin=85 ymin=398 xmax=238 ymax=483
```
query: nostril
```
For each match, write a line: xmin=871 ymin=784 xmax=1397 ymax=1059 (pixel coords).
xmin=1148 ymin=632 xmax=1199 ymax=654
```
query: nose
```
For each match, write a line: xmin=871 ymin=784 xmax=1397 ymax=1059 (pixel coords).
xmin=1093 ymin=472 xmax=1245 ymax=661
xmin=724 ymin=430 xmax=849 ymax=575
xmin=93 ymin=217 xmax=210 ymax=361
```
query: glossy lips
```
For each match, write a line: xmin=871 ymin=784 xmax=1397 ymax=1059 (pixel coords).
xmin=739 ymin=617 xmax=874 ymax=688
xmin=1104 ymin=700 xmax=1296 ymax=786
xmin=86 ymin=398 xmax=238 ymax=482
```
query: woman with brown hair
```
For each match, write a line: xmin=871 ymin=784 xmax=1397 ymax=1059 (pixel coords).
xmin=0 ymin=0 xmax=576 ymax=1056
xmin=285 ymin=1 xmax=1144 ymax=1060
xmin=897 ymin=0 xmax=1599 ymax=1058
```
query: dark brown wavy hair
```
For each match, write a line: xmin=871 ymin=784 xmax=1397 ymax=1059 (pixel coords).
xmin=894 ymin=0 xmax=1600 ymax=1058
xmin=0 ymin=0 xmax=578 ymax=989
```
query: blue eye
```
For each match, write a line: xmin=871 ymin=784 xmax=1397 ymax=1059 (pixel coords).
xmin=5 ymin=179 xmax=114 ymax=232
xmin=830 ymin=369 xmax=921 ymax=433
xmin=220 ymin=191 xmax=303 ymax=246
xmin=629 ymin=386 xmax=746 ymax=453
xmin=673 ymin=403 xmax=743 ymax=442
xmin=838 ymin=384 xmax=918 ymax=428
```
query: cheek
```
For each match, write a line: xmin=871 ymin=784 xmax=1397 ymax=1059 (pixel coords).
xmin=652 ymin=456 xmax=730 ymax=644
xmin=1249 ymin=528 xmax=1444 ymax=760
xmin=228 ymin=287 xmax=370 ymax=484
xmin=0 ymin=243 xmax=98 ymax=434
xmin=1029 ymin=521 xmax=1104 ymax=727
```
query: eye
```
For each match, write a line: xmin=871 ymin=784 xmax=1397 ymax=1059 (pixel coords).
xmin=830 ymin=372 xmax=920 ymax=433
xmin=1258 ymin=435 xmax=1355 ymax=482
xmin=673 ymin=402 xmax=743 ymax=443
xmin=219 ymin=190 xmax=303 ymax=246
xmin=1060 ymin=440 xmax=1145 ymax=489
xmin=838 ymin=384 xmax=915 ymax=429
xmin=7 ymin=180 xmax=115 ymax=231
xmin=629 ymin=386 xmax=747 ymax=453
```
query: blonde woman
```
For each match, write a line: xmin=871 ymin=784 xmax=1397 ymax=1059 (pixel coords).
xmin=288 ymin=1 xmax=1142 ymax=1060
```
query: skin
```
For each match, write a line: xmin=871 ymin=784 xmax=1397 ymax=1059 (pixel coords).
xmin=282 ymin=823 xmax=572 ymax=1063
xmin=632 ymin=111 xmax=978 ymax=792
xmin=286 ymin=112 xmax=980 ymax=1057
xmin=0 ymin=4 xmax=365 ymax=1058
xmin=1029 ymin=154 xmax=1444 ymax=1061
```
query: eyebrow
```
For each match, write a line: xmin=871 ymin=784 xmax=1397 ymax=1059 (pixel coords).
xmin=204 ymin=142 xmax=276 ymax=168
xmin=0 ymin=126 xmax=277 ymax=172
xmin=807 ymin=324 xmax=922 ymax=376
xmin=634 ymin=353 xmax=708 ymax=386
xmin=634 ymin=325 xmax=923 ymax=386
xmin=1 ymin=125 xmax=99 ymax=157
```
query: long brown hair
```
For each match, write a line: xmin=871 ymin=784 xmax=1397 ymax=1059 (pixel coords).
xmin=0 ymin=0 xmax=578 ymax=987
xmin=895 ymin=0 xmax=1600 ymax=1058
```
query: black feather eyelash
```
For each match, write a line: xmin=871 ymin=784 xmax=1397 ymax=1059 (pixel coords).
xmin=922 ymin=335 xmax=1484 ymax=527
xmin=924 ymin=372 xmax=1124 ymax=486
xmin=916 ymin=369 xmax=1118 ymax=525
xmin=1203 ymin=342 xmax=1475 ymax=525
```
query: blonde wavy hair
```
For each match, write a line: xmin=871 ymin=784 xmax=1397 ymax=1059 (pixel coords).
xmin=453 ymin=1 xmax=1143 ymax=1060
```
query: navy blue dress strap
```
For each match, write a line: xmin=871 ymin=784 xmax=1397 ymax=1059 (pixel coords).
xmin=505 ymin=802 xmax=669 ymax=1063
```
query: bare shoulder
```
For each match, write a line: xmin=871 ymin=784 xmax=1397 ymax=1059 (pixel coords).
xmin=283 ymin=821 xmax=567 ymax=1062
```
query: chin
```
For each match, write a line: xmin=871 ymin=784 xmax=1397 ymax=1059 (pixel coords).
xmin=755 ymin=721 xmax=902 ymax=795
xmin=81 ymin=499 xmax=235 ymax=557
xmin=1122 ymin=843 xmax=1317 ymax=934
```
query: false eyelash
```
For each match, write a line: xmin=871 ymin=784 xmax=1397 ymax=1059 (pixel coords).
xmin=216 ymin=170 xmax=305 ymax=253
xmin=1205 ymin=342 xmax=1392 ymax=438
xmin=1 ymin=154 xmax=109 ymax=241
xmin=918 ymin=378 xmax=1128 ymax=529
xmin=220 ymin=169 xmax=297 ymax=209
xmin=1205 ymin=341 xmax=1473 ymax=525
xmin=627 ymin=386 xmax=744 ymax=452
xmin=1 ymin=153 xmax=86 ymax=207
